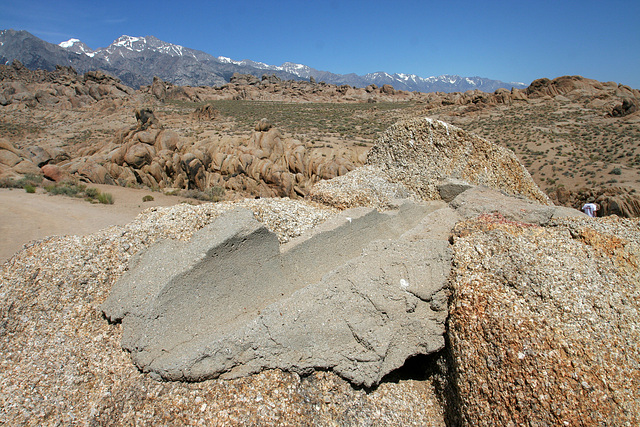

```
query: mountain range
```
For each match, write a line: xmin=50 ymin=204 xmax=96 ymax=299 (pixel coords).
xmin=0 ymin=29 xmax=527 ymax=93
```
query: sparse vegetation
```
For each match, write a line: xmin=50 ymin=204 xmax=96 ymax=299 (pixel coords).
xmin=180 ymin=186 xmax=226 ymax=202
xmin=42 ymin=181 xmax=114 ymax=204
xmin=45 ymin=181 xmax=86 ymax=197
xmin=0 ymin=174 xmax=42 ymax=191
xmin=0 ymin=178 xmax=17 ymax=188
xmin=85 ymin=187 xmax=100 ymax=199
xmin=0 ymin=119 xmax=43 ymax=138
xmin=143 ymin=195 xmax=155 ymax=202
xmin=97 ymin=192 xmax=114 ymax=205
xmin=165 ymin=99 xmax=418 ymax=142
xmin=425 ymin=99 xmax=640 ymax=195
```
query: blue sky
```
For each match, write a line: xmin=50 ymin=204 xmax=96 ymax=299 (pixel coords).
xmin=1 ymin=0 xmax=639 ymax=88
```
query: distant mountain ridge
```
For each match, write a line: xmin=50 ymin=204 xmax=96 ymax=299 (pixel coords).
xmin=0 ymin=29 xmax=526 ymax=92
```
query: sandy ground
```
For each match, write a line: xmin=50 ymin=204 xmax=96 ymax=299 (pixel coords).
xmin=0 ymin=184 xmax=192 ymax=264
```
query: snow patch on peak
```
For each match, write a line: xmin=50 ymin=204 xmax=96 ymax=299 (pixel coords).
xmin=59 ymin=38 xmax=96 ymax=57
xmin=280 ymin=62 xmax=312 ymax=77
xmin=106 ymin=35 xmax=149 ymax=53
xmin=114 ymin=35 xmax=142 ymax=47
xmin=59 ymin=38 xmax=81 ymax=48
xmin=281 ymin=62 xmax=307 ymax=70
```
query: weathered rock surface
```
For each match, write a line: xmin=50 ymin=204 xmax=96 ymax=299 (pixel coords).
xmin=450 ymin=186 xmax=584 ymax=224
xmin=448 ymin=213 xmax=640 ymax=426
xmin=309 ymin=165 xmax=417 ymax=210
xmin=103 ymin=202 xmax=450 ymax=387
xmin=0 ymin=199 xmax=447 ymax=425
xmin=437 ymin=177 xmax=474 ymax=203
xmin=0 ymin=138 xmax=42 ymax=180
xmin=367 ymin=117 xmax=551 ymax=204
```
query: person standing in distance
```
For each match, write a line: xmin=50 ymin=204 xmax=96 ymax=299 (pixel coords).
xmin=582 ymin=199 xmax=599 ymax=217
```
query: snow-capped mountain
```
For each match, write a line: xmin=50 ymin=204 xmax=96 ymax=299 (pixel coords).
xmin=86 ymin=35 xmax=215 ymax=62
xmin=363 ymin=71 xmax=525 ymax=93
xmin=0 ymin=29 xmax=527 ymax=92
xmin=58 ymin=38 xmax=95 ymax=57
xmin=216 ymin=58 xmax=314 ymax=79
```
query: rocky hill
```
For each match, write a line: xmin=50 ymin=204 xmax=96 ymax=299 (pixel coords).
xmin=1 ymin=111 xmax=638 ymax=425
xmin=144 ymin=72 xmax=434 ymax=103
xmin=0 ymin=59 xmax=134 ymax=109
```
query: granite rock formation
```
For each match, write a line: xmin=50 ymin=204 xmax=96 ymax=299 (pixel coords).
xmin=310 ymin=117 xmax=552 ymax=209
xmin=0 ymin=60 xmax=134 ymax=108
xmin=0 ymin=139 xmax=44 ymax=180
xmin=96 ymin=111 xmax=361 ymax=197
xmin=368 ymin=117 xmax=551 ymax=204
xmin=414 ymin=75 xmax=640 ymax=113
xmin=448 ymin=213 xmax=640 ymax=425
xmin=143 ymin=74 xmax=425 ymax=104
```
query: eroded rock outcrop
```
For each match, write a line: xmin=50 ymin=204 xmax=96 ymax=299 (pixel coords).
xmin=0 ymin=137 xmax=72 ymax=182
xmin=0 ymin=61 xmax=134 ymax=108
xmin=143 ymin=75 xmax=421 ymax=104
xmin=0 ymin=139 xmax=42 ymax=180
xmin=369 ymin=117 xmax=551 ymax=204
xmin=99 ymin=112 xmax=360 ymax=197
xmin=102 ymin=202 xmax=450 ymax=387
xmin=310 ymin=117 xmax=551 ymax=209
xmin=414 ymin=75 xmax=640 ymax=116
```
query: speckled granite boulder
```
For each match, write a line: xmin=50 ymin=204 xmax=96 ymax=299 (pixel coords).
xmin=367 ymin=117 xmax=552 ymax=205
xmin=448 ymin=213 xmax=640 ymax=426
xmin=308 ymin=165 xmax=417 ymax=210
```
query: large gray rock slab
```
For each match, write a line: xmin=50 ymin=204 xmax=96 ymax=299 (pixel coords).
xmin=102 ymin=202 xmax=452 ymax=387
xmin=437 ymin=177 xmax=474 ymax=203
xmin=450 ymin=186 xmax=585 ymax=225
xmin=102 ymin=207 xmax=283 ymax=324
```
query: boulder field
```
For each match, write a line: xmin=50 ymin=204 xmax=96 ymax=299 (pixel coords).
xmin=22 ymin=108 xmax=362 ymax=200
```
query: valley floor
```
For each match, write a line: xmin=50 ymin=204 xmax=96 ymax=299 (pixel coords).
xmin=0 ymin=184 xmax=190 ymax=263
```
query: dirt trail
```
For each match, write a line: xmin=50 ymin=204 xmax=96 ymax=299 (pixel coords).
xmin=0 ymin=184 xmax=191 ymax=264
